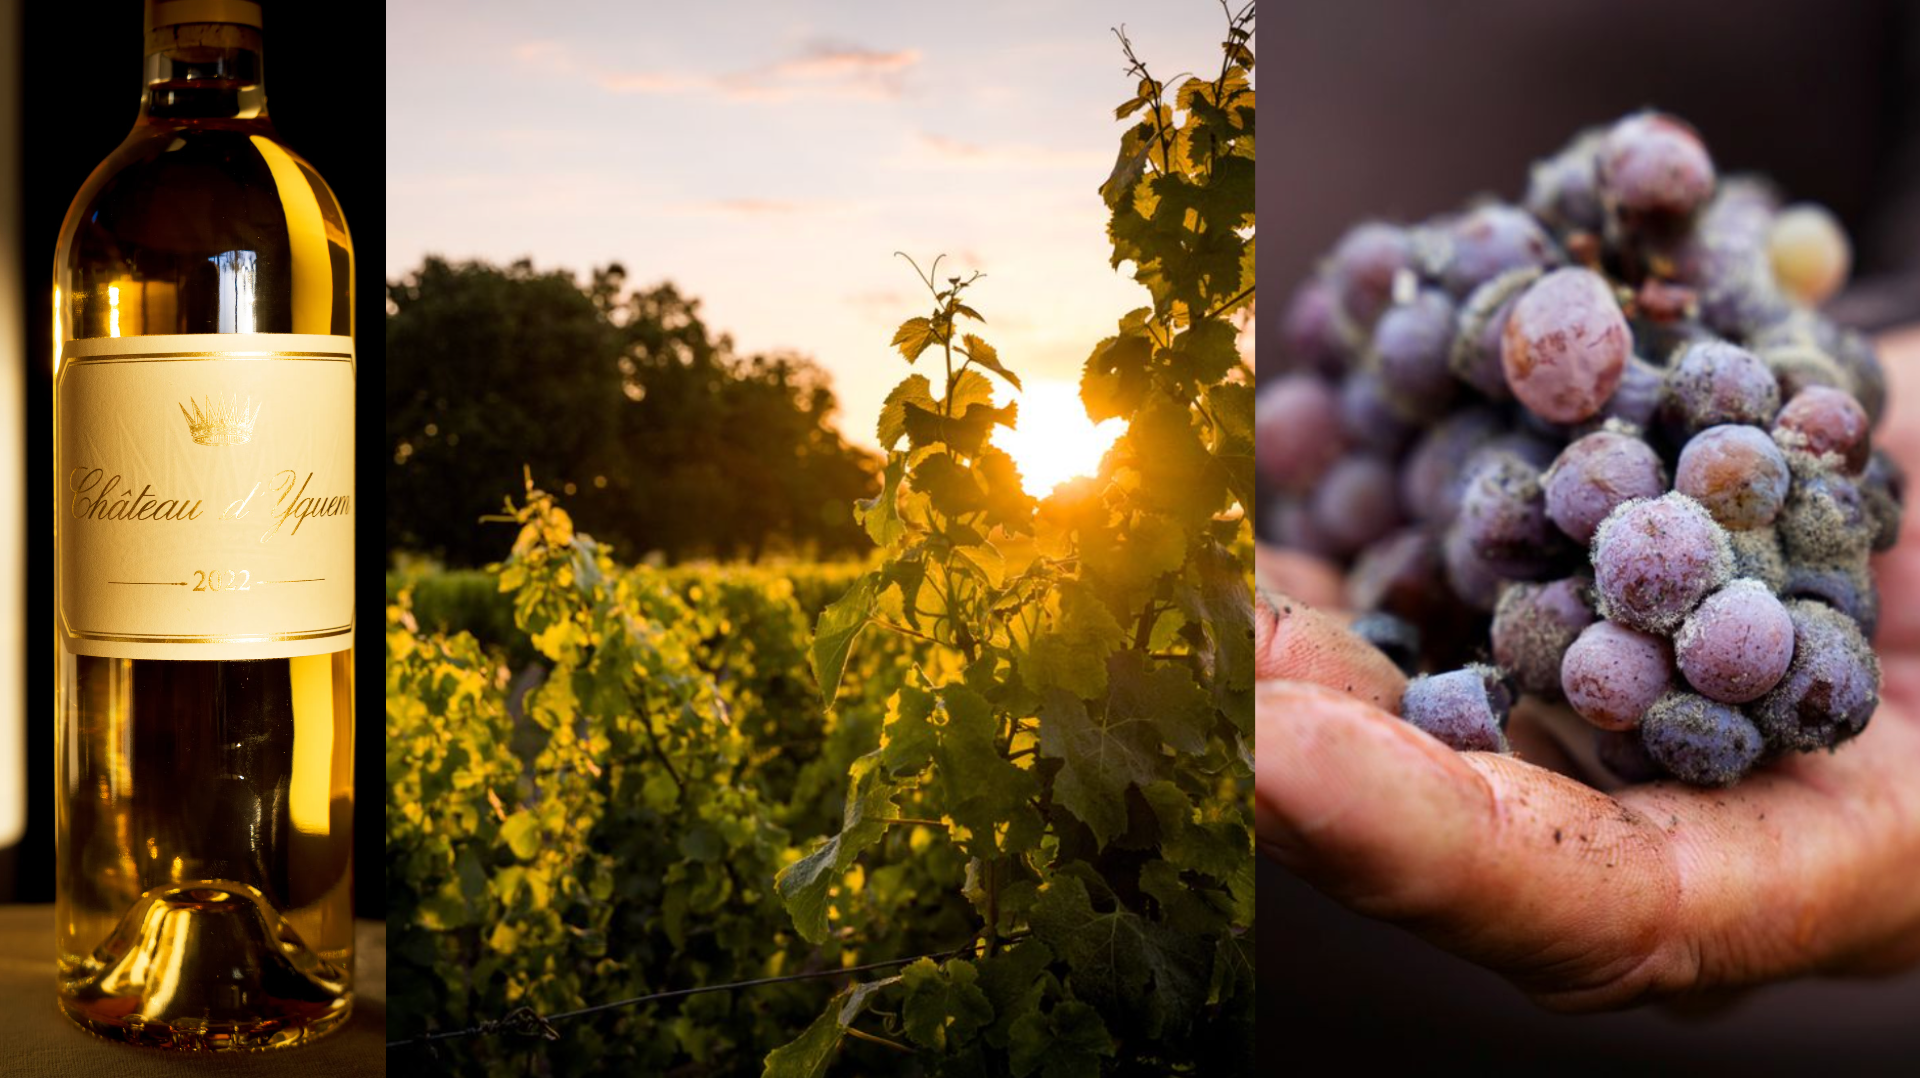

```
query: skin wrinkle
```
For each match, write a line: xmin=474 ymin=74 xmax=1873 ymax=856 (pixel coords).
xmin=1259 ymin=329 xmax=1920 ymax=1011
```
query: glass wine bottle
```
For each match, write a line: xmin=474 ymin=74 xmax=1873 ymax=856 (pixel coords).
xmin=52 ymin=0 xmax=354 ymax=1050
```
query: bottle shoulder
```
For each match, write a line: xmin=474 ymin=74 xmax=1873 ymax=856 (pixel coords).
xmin=57 ymin=122 xmax=350 ymax=268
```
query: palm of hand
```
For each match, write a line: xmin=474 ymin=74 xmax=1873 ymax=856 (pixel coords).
xmin=1257 ymin=327 xmax=1920 ymax=1010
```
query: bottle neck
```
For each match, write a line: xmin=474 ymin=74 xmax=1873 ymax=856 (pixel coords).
xmin=139 ymin=22 xmax=266 ymax=123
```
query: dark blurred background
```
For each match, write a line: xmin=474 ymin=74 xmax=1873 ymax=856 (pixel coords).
xmin=1261 ymin=0 xmax=1920 ymax=1068
xmin=2 ymin=1 xmax=384 ymax=923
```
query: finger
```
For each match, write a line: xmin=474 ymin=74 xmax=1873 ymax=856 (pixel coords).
xmin=1255 ymin=586 xmax=1406 ymax=713
xmin=1256 ymin=543 xmax=1344 ymax=610
xmin=1617 ymin=656 xmax=1920 ymax=985
xmin=1255 ymin=680 xmax=1691 ymax=1011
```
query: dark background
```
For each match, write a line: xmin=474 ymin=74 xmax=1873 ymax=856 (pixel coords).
xmin=1262 ymin=0 xmax=1920 ymax=1068
xmin=5 ymin=1 xmax=385 ymax=922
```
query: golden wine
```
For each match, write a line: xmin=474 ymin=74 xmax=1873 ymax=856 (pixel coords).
xmin=52 ymin=0 xmax=354 ymax=1050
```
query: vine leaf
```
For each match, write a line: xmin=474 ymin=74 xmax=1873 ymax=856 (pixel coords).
xmin=892 ymin=316 xmax=938 ymax=363
xmin=762 ymin=976 xmax=900 ymax=1078
xmin=961 ymin=334 xmax=1021 ymax=391
xmin=775 ymin=752 xmax=896 ymax=943
xmin=900 ymin=958 xmax=995 ymax=1051
xmin=880 ymin=685 xmax=937 ymax=777
xmin=1178 ymin=540 xmax=1255 ymax=727
xmin=1036 ymin=650 xmax=1203 ymax=847
xmin=931 ymin=685 xmax=1040 ymax=856
xmin=1080 ymin=314 xmax=1154 ymax=423
xmin=1021 ymin=581 xmax=1126 ymax=698
xmin=1028 ymin=873 xmax=1212 ymax=1042
xmin=499 ymin=811 xmax=541 ymax=861
xmin=857 ymin=454 xmax=907 ymax=547
xmin=1008 ymin=999 xmax=1116 ymax=1078
xmin=811 ymin=571 xmax=879 ymax=704
xmin=879 ymin=375 xmax=936 ymax=450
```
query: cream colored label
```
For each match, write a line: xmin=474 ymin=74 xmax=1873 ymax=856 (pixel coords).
xmin=56 ymin=333 xmax=353 ymax=660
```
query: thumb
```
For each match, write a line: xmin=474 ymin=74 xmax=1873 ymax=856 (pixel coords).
xmin=1256 ymin=580 xmax=1406 ymax=714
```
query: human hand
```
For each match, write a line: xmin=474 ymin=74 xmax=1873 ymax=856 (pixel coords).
xmin=1256 ymin=325 xmax=1920 ymax=1012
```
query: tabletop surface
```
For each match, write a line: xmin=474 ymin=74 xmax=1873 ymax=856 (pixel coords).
xmin=0 ymin=904 xmax=384 ymax=1076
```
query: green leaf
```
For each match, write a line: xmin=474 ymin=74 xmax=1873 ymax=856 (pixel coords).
xmin=913 ymin=451 xmax=987 ymax=514
xmin=762 ymin=977 xmax=898 ymax=1078
xmin=1038 ymin=654 xmax=1189 ymax=848
xmin=961 ymin=334 xmax=1021 ymax=390
xmin=931 ymin=684 xmax=1040 ymax=857
xmin=1169 ymin=319 xmax=1240 ymax=387
xmin=879 ymin=375 xmax=936 ymax=450
xmin=949 ymin=368 xmax=998 ymax=414
xmin=1028 ymin=874 xmax=1212 ymax=1042
xmin=811 ymin=571 xmax=879 ymax=704
xmin=900 ymin=958 xmax=994 ymax=1051
xmin=1178 ymin=540 xmax=1255 ymax=729
xmin=1020 ymin=581 xmax=1126 ymax=699
xmin=1009 ymin=999 xmax=1115 ymax=1078
xmin=500 ymin=811 xmax=541 ymax=860
xmin=1080 ymin=321 xmax=1154 ymax=423
xmin=903 ymin=399 xmax=1018 ymax=457
xmin=775 ymin=751 xmax=897 ymax=942
xmin=880 ymin=685 xmax=937 ymax=777
xmin=857 ymin=453 xmax=907 ymax=547
xmin=1127 ymin=392 xmax=1228 ymax=522
xmin=977 ymin=941 xmax=1055 ymax=1050
xmin=892 ymin=316 xmax=937 ymax=363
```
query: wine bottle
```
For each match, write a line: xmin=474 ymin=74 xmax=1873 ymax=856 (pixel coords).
xmin=52 ymin=0 xmax=354 ymax=1049
xmin=0 ymin=0 xmax=22 ymax=904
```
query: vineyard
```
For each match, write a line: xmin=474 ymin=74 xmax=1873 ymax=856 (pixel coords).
xmin=387 ymin=8 xmax=1254 ymax=1075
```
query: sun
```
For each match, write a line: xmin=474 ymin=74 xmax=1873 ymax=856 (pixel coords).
xmin=994 ymin=380 xmax=1126 ymax=498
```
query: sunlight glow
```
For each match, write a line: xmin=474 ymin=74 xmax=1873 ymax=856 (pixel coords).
xmin=995 ymin=380 xmax=1125 ymax=498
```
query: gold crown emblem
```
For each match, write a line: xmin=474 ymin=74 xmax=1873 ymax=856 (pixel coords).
xmin=179 ymin=393 xmax=262 ymax=446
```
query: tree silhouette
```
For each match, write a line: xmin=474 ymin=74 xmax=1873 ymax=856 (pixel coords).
xmin=387 ymin=257 xmax=878 ymax=565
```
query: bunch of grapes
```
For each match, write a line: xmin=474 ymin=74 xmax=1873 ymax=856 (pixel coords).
xmin=1261 ymin=110 xmax=1902 ymax=787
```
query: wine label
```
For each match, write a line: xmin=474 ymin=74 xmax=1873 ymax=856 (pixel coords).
xmin=56 ymin=333 xmax=353 ymax=660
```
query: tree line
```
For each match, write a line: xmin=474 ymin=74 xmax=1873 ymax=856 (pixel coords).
xmin=386 ymin=257 xmax=879 ymax=566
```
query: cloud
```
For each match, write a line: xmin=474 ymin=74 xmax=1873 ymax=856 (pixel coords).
xmin=888 ymin=132 xmax=1108 ymax=172
xmin=594 ymin=39 xmax=920 ymax=103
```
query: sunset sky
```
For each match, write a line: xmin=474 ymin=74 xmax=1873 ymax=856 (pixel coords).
xmin=385 ymin=1 xmax=1239 ymax=482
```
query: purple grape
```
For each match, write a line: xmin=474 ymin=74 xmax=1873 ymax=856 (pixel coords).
xmin=1349 ymin=611 xmax=1422 ymax=676
xmin=1256 ymin=374 xmax=1346 ymax=493
xmin=1442 ymin=522 xmax=1504 ymax=613
xmin=1458 ymin=451 xmax=1565 ymax=579
xmin=1759 ymin=343 xmax=1851 ymax=404
xmin=1774 ymin=385 xmax=1869 ymax=473
xmin=1639 ymin=692 xmax=1763 ymax=787
xmin=1598 ymin=111 xmax=1716 ymax=220
xmin=1833 ymin=329 xmax=1887 ymax=428
xmin=1348 ymin=528 xmax=1444 ymax=621
xmin=1542 ymin=430 xmax=1668 ymax=544
xmin=1372 ymin=289 xmax=1460 ymax=411
xmin=1750 ymin=600 xmax=1880 ymax=753
xmin=1491 ymin=577 xmax=1595 ymax=698
xmin=1310 ymin=455 xmax=1403 ymax=555
xmin=1400 ymin=408 xmax=1503 ymax=524
xmin=1595 ymin=728 xmax=1667 ymax=783
xmin=1400 ymin=664 xmax=1513 ymax=753
xmin=1590 ymin=493 xmax=1733 ymax=634
xmin=1674 ymin=424 xmax=1790 ymax=530
xmin=1439 ymin=204 xmax=1559 ymax=297
xmin=1266 ymin=497 xmax=1341 ymax=558
xmin=1327 ymin=222 xmax=1415 ymax=327
xmin=1450 ymin=268 xmax=1539 ymax=400
xmin=1782 ymin=562 xmax=1878 ymax=638
xmin=1501 ymin=267 xmax=1631 ymax=424
xmin=1776 ymin=469 xmax=1871 ymax=565
xmin=1590 ymin=355 xmax=1664 ymax=433
xmin=1525 ymin=128 xmax=1606 ymax=233
xmin=1727 ymin=527 xmax=1789 ymax=591
xmin=1862 ymin=448 xmax=1906 ymax=553
xmin=1338 ymin=370 xmax=1418 ymax=455
xmin=1662 ymin=339 xmax=1780 ymax=435
xmin=1674 ymin=579 xmax=1796 ymax=704
xmin=1561 ymin=620 xmax=1674 ymax=731
xmin=1282 ymin=277 xmax=1351 ymax=376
